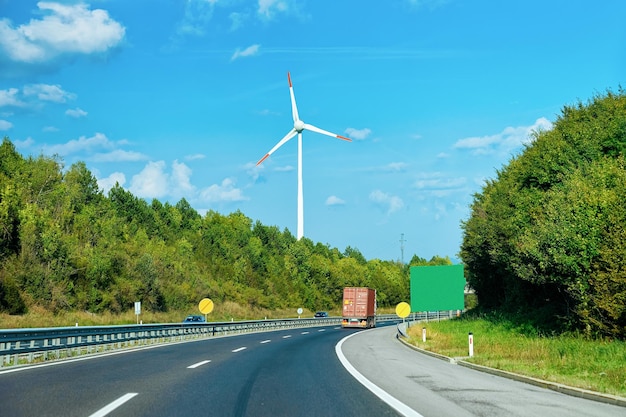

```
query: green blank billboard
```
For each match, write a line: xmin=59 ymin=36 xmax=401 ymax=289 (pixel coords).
xmin=410 ymin=265 xmax=465 ymax=311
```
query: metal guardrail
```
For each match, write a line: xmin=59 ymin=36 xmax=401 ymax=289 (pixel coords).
xmin=0 ymin=314 xmax=402 ymax=368
xmin=396 ymin=310 xmax=460 ymax=339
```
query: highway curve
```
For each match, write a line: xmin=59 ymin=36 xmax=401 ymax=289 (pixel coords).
xmin=339 ymin=325 xmax=625 ymax=417
xmin=0 ymin=325 xmax=399 ymax=417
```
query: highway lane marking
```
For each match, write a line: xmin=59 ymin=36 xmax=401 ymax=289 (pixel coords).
xmin=187 ymin=360 xmax=211 ymax=369
xmin=318 ymin=329 xmax=326 ymax=332
xmin=282 ymin=335 xmax=292 ymax=339
xmin=88 ymin=393 xmax=138 ymax=417
xmin=336 ymin=333 xmax=424 ymax=417
xmin=301 ymin=331 xmax=310 ymax=334
xmin=260 ymin=340 xmax=271 ymax=344
xmin=232 ymin=347 xmax=247 ymax=352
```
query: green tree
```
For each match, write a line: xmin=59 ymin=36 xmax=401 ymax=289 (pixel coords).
xmin=461 ymin=88 xmax=626 ymax=337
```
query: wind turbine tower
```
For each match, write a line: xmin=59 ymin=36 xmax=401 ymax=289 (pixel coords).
xmin=256 ymin=72 xmax=351 ymax=240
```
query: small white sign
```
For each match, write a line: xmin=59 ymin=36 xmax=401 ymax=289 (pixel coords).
xmin=297 ymin=307 xmax=303 ymax=315
xmin=134 ymin=301 xmax=141 ymax=315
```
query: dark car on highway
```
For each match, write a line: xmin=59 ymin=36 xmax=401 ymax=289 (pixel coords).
xmin=183 ymin=315 xmax=206 ymax=323
xmin=314 ymin=311 xmax=329 ymax=318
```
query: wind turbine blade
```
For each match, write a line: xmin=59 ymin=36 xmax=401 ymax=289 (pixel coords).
xmin=288 ymin=72 xmax=299 ymax=122
xmin=303 ymin=123 xmax=352 ymax=142
xmin=256 ymin=128 xmax=298 ymax=165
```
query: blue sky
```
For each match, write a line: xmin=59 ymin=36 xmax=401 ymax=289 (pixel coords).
xmin=1 ymin=1 xmax=624 ymax=262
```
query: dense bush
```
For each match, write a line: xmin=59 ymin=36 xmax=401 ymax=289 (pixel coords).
xmin=461 ymin=88 xmax=626 ymax=338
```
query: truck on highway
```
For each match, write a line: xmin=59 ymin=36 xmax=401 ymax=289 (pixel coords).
xmin=341 ymin=287 xmax=376 ymax=328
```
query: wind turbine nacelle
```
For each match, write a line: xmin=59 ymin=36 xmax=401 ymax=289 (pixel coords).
xmin=294 ymin=120 xmax=305 ymax=132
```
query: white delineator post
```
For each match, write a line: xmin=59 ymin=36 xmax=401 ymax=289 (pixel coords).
xmin=422 ymin=327 xmax=426 ymax=342
xmin=468 ymin=332 xmax=474 ymax=357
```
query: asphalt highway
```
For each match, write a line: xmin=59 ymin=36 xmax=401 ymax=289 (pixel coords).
xmin=340 ymin=325 xmax=625 ymax=417
xmin=1 ymin=322 xmax=624 ymax=416
xmin=0 ymin=325 xmax=399 ymax=417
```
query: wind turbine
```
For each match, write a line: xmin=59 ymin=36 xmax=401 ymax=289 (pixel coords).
xmin=256 ymin=72 xmax=351 ymax=240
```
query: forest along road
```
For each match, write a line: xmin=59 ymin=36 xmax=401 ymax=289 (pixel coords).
xmin=0 ymin=325 xmax=401 ymax=417
xmin=339 ymin=325 xmax=625 ymax=417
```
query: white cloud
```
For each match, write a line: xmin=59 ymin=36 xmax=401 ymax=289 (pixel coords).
xmin=130 ymin=161 xmax=169 ymax=198
xmin=0 ymin=2 xmax=125 ymax=63
xmin=0 ymin=88 xmax=25 ymax=107
xmin=1 ymin=84 xmax=77 ymax=111
xmin=453 ymin=117 xmax=553 ymax=155
xmin=231 ymin=44 xmax=261 ymax=61
xmin=102 ymin=160 xmax=198 ymax=200
xmin=369 ymin=190 xmax=404 ymax=214
xmin=66 ymin=107 xmax=87 ymax=118
xmin=414 ymin=172 xmax=467 ymax=197
xmin=384 ymin=162 xmax=408 ymax=172
xmin=185 ymin=153 xmax=206 ymax=161
xmin=245 ymin=161 xmax=263 ymax=182
xmin=14 ymin=137 xmax=34 ymax=148
xmin=23 ymin=84 xmax=75 ymax=103
xmin=229 ymin=12 xmax=247 ymax=31
xmin=326 ymin=195 xmax=346 ymax=206
xmin=275 ymin=165 xmax=295 ymax=172
xmin=37 ymin=133 xmax=147 ymax=162
xmin=345 ymin=127 xmax=371 ymax=140
xmin=44 ymin=132 xmax=112 ymax=156
xmin=256 ymin=109 xmax=280 ymax=116
xmin=176 ymin=0 xmax=218 ymax=37
xmin=171 ymin=160 xmax=195 ymax=196
xmin=0 ymin=120 xmax=12 ymax=130
xmin=91 ymin=149 xmax=148 ymax=162
xmin=97 ymin=172 xmax=126 ymax=193
xmin=258 ymin=0 xmax=290 ymax=19
xmin=362 ymin=162 xmax=408 ymax=173
xmin=199 ymin=178 xmax=248 ymax=203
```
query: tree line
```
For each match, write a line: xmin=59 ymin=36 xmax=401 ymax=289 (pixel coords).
xmin=4 ymin=89 xmax=624 ymax=339
xmin=461 ymin=88 xmax=626 ymax=339
xmin=0 ymin=138 xmax=451 ymax=317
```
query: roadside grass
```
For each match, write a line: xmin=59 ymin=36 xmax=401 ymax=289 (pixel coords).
xmin=0 ymin=302 xmax=339 ymax=329
xmin=406 ymin=316 xmax=626 ymax=397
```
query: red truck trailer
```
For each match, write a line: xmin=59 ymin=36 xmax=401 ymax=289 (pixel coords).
xmin=341 ymin=287 xmax=376 ymax=328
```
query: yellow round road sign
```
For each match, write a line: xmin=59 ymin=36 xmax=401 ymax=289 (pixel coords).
xmin=396 ymin=302 xmax=411 ymax=318
xmin=199 ymin=298 xmax=214 ymax=314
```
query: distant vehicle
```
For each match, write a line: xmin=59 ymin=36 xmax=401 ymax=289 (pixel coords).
xmin=183 ymin=315 xmax=206 ymax=323
xmin=341 ymin=287 xmax=376 ymax=329
xmin=314 ymin=311 xmax=329 ymax=318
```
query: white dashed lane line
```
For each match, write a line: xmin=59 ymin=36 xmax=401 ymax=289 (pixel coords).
xmin=187 ymin=360 xmax=211 ymax=369
xmin=88 ymin=393 xmax=138 ymax=417
xmin=88 ymin=331 xmax=334 ymax=417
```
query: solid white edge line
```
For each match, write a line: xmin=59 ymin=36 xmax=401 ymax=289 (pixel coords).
xmin=187 ymin=360 xmax=211 ymax=369
xmin=335 ymin=332 xmax=424 ymax=417
xmin=0 ymin=335 xmax=208 ymax=375
xmin=88 ymin=392 xmax=138 ymax=417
